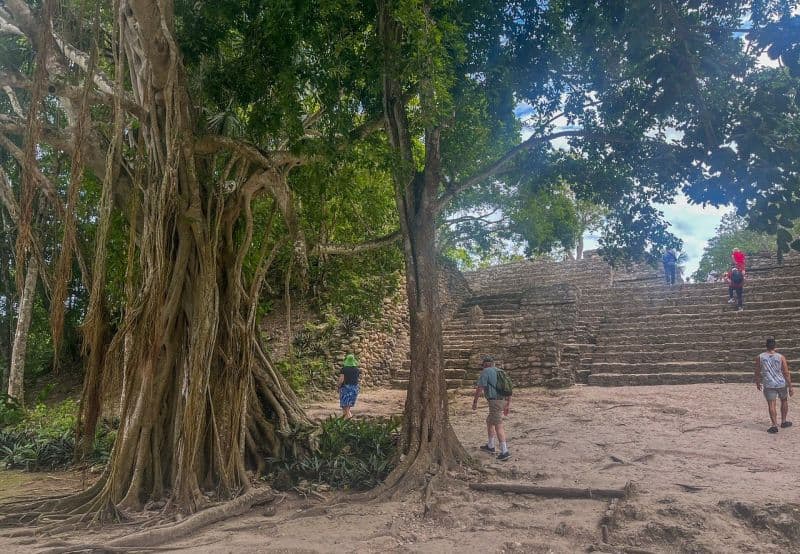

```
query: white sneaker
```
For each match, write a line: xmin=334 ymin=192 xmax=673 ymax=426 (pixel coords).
xmin=728 ymin=298 xmax=735 ymax=304
xmin=738 ymin=307 xmax=744 ymax=312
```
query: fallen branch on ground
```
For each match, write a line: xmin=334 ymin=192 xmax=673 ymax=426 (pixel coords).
xmin=675 ymin=483 xmax=708 ymax=493
xmin=589 ymin=545 xmax=657 ymax=554
xmin=469 ymin=482 xmax=634 ymax=499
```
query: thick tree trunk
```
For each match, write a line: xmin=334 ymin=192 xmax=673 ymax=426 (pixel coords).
xmin=375 ymin=0 xmax=468 ymax=493
xmin=47 ymin=0 xmax=312 ymax=519
xmin=389 ymin=185 xmax=466 ymax=486
xmin=7 ymin=257 xmax=37 ymax=404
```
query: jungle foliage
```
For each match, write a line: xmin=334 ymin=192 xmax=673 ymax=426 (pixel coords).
xmin=269 ymin=416 xmax=400 ymax=491
xmin=0 ymin=400 xmax=115 ymax=471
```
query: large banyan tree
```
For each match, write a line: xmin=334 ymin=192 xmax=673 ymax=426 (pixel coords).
xmin=0 ymin=0 xmax=388 ymax=520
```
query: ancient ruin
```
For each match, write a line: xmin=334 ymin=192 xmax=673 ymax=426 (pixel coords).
xmin=390 ymin=251 xmax=800 ymax=389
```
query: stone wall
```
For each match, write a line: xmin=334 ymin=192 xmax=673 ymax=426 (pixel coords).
xmin=385 ymin=260 xmax=472 ymax=382
xmin=489 ymin=284 xmax=579 ymax=387
xmin=274 ymin=259 xmax=471 ymax=388
xmin=463 ymin=254 xmax=613 ymax=295
xmin=334 ymin=290 xmax=409 ymax=386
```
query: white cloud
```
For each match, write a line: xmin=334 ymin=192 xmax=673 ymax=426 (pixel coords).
xmin=582 ymin=194 xmax=731 ymax=279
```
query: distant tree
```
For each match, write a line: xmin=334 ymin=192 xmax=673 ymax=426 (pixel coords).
xmin=693 ymin=214 xmax=777 ymax=282
xmin=574 ymin=199 xmax=608 ymax=260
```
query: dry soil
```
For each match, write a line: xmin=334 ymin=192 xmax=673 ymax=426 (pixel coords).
xmin=3 ymin=384 xmax=800 ymax=553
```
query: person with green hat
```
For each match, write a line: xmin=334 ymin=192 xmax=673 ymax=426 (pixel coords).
xmin=337 ymin=353 xmax=361 ymax=419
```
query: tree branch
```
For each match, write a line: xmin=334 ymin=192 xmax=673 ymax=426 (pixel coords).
xmin=0 ymin=131 xmax=65 ymax=214
xmin=51 ymin=31 xmax=127 ymax=102
xmin=0 ymin=0 xmax=36 ymax=39
xmin=195 ymin=135 xmax=304 ymax=169
xmin=312 ymin=230 xmax=401 ymax=256
xmin=0 ymin=165 xmax=19 ymax=222
xmin=433 ymin=129 xmax=583 ymax=215
xmin=445 ymin=209 xmax=506 ymax=227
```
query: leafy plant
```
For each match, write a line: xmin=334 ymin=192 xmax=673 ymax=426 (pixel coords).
xmin=0 ymin=394 xmax=24 ymax=428
xmin=338 ymin=314 xmax=361 ymax=336
xmin=0 ymin=401 xmax=116 ymax=471
xmin=269 ymin=416 xmax=400 ymax=491
xmin=276 ymin=358 xmax=332 ymax=396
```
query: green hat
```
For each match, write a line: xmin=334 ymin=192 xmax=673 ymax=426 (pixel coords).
xmin=343 ymin=354 xmax=358 ymax=367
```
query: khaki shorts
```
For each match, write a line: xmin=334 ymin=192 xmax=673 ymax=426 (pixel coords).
xmin=487 ymin=399 xmax=505 ymax=425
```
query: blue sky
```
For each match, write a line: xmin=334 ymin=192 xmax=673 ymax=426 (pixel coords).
xmin=515 ymin=106 xmax=731 ymax=279
xmin=516 ymin=106 xmax=732 ymax=278
xmin=582 ymin=195 xmax=730 ymax=278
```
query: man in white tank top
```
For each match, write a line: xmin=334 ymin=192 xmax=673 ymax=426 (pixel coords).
xmin=755 ymin=337 xmax=794 ymax=433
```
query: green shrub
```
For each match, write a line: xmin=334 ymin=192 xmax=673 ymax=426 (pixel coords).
xmin=277 ymin=357 xmax=332 ymax=395
xmin=270 ymin=416 xmax=400 ymax=490
xmin=0 ymin=400 xmax=116 ymax=471
xmin=0 ymin=394 xmax=25 ymax=428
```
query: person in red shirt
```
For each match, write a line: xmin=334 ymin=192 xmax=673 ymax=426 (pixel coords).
xmin=731 ymin=248 xmax=746 ymax=271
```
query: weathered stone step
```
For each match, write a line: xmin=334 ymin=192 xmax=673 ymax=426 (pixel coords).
xmin=443 ymin=322 xmax=506 ymax=331
xmin=586 ymin=285 xmax=799 ymax=300
xmin=587 ymin=371 xmax=800 ymax=386
xmin=440 ymin=348 xmax=473 ymax=357
xmin=458 ymin=300 xmax=521 ymax=309
xmin=581 ymin=294 xmax=799 ymax=313
xmin=601 ymin=274 xmax=800 ymax=292
xmin=596 ymin=339 xmax=800 ymax=353
xmin=596 ymin=332 xmax=800 ymax=345
xmin=597 ymin=313 xmax=800 ymax=333
xmin=401 ymin=360 xmax=469 ymax=371
xmin=394 ymin=368 xmax=467 ymax=380
xmin=451 ymin=312 xmax=518 ymax=322
xmin=591 ymin=349 xmax=800 ymax=364
xmin=586 ymin=304 xmax=800 ymax=324
xmin=581 ymin=292 xmax=800 ymax=311
xmin=390 ymin=378 xmax=464 ymax=390
xmin=442 ymin=333 xmax=504 ymax=341
xmin=590 ymin=359 xmax=800 ymax=374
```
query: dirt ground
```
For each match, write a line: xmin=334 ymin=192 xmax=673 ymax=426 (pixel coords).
xmin=3 ymin=384 xmax=800 ymax=553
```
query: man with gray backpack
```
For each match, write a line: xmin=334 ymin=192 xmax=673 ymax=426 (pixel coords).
xmin=472 ymin=355 xmax=513 ymax=461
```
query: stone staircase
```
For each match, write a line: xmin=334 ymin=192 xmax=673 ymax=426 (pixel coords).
xmin=390 ymin=251 xmax=800 ymax=389
xmin=392 ymin=292 xmax=523 ymax=389
xmin=583 ymin=259 xmax=800 ymax=386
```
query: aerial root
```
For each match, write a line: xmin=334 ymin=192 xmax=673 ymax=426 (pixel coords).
xmin=36 ymin=487 xmax=276 ymax=554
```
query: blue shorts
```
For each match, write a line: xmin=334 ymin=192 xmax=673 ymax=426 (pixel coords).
xmin=339 ymin=384 xmax=359 ymax=408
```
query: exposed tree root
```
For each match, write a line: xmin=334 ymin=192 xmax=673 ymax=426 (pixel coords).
xmin=36 ymin=488 xmax=276 ymax=554
xmin=351 ymin=423 xmax=470 ymax=505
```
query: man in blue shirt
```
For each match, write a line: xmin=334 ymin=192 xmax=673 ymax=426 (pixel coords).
xmin=472 ymin=355 xmax=511 ymax=460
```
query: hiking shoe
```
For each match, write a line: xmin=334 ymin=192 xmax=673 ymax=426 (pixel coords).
xmin=497 ymin=451 xmax=511 ymax=461
xmin=727 ymin=298 xmax=735 ymax=304
xmin=768 ymin=426 xmax=779 ymax=434
xmin=781 ymin=421 xmax=793 ymax=428
xmin=479 ymin=444 xmax=496 ymax=454
xmin=738 ymin=307 xmax=744 ymax=312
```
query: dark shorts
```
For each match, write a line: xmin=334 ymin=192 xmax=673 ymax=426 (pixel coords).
xmin=764 ymin=387 xmax=788 ymax=401
xmin=339 ymin=384 xmax=359 ymax=408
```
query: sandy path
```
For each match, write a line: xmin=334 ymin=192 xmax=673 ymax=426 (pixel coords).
xmin=3 ymin=384 xmax=799 ymax=553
